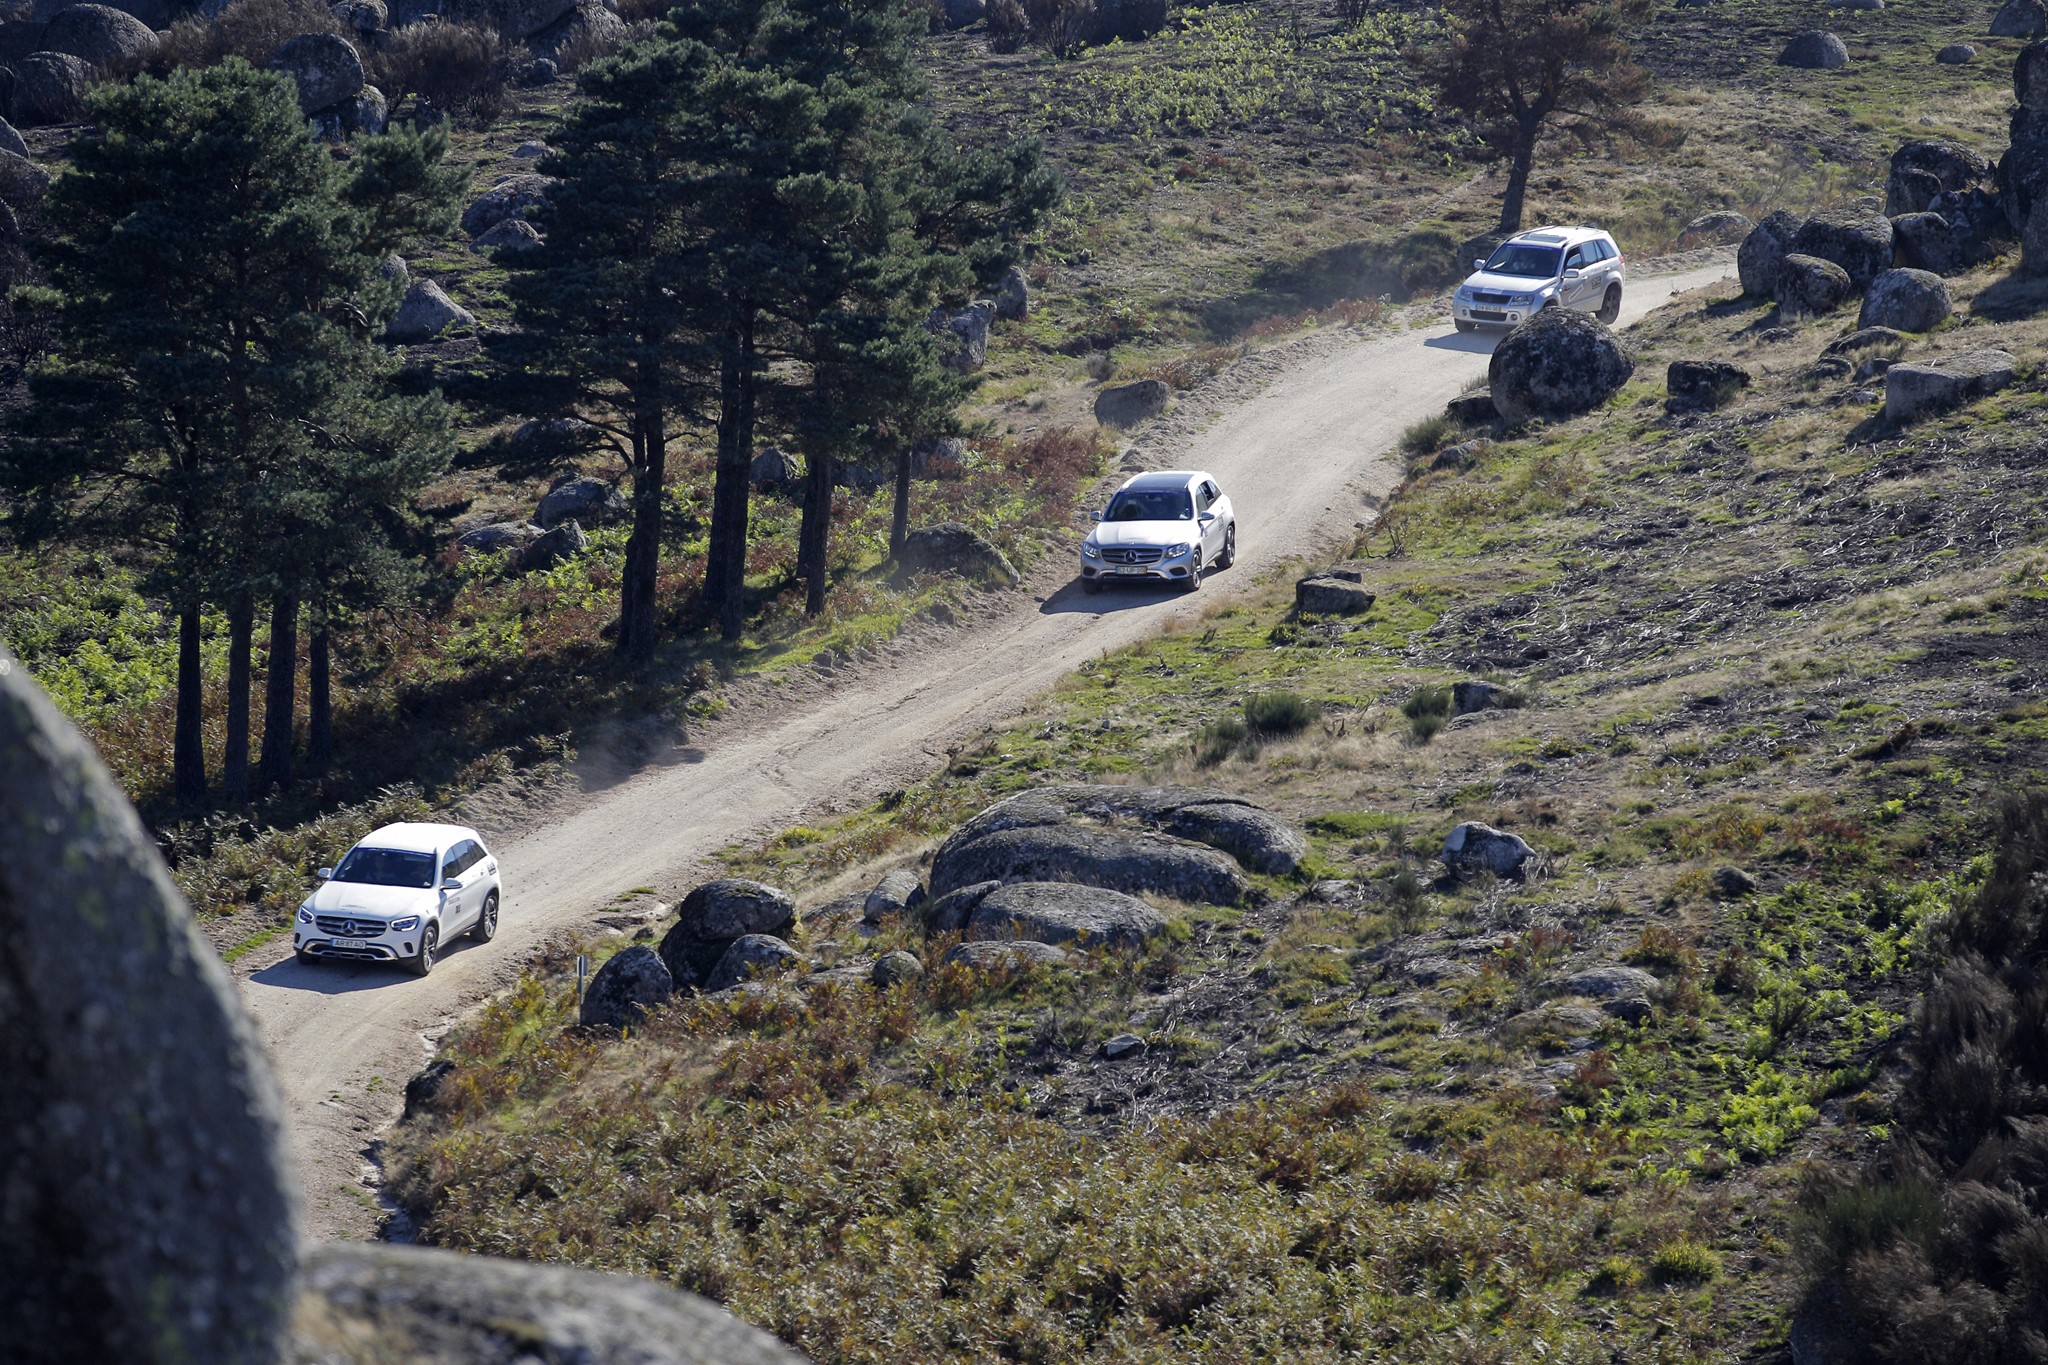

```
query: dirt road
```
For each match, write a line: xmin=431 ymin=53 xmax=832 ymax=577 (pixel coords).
xmin=237 ymin=262 xmax=1734 ymax=1240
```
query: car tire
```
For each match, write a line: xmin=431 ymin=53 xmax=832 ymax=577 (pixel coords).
xmin=1183 ymin=554 xmax=1203 ymax=592
xmin=409 ymin=923 xmax=438 ymax=977
xmin=1454 ymin=319 xmax=1477 ymax=333
xmin=294 ymin=947 xmax=316 ymax=967
xmin=472 ymin=890 xmax=498 ymax=943
xmin=1597 ymin=284 xmax=1622 ymax=324
xmin=1216 ymin=523 xmax=1236 ymax=570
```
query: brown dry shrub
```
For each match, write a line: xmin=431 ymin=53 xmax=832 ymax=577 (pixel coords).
xmin=1023 ymin=0 xmax=1091 ymax=55
xmin=153 ymin=0 xmax=350 ymax=72
xmin=985 ymin=0 xmax=1025 ymax=49
xmin=550 ymin=20 xmax=627 ymax=72
xmin=369 ymin=20 xmax=515 ymax=127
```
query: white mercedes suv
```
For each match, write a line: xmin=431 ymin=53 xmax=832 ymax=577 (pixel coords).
xmin=1079 ymin=469 xmax=1236 ymax=592
xmin=1452 ymin=226 xmax=1625 ymax=332
xmin=294 ymin=821 xmax=501 ymax=975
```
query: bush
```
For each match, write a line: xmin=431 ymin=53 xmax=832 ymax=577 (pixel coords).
xmin=1649 ymin=1239 xmax=1720 ymax=1285
xmin=1399 ymin=413 xmax=1454 ymax=463
xmin=154 ymin=0 xmax=350 ymax=72
xmin=1024 ymin=0 xmax=1093 ymax=56
xmin=1401 ymin=685 xmax=1451 ymax=742
xmin=370 ymin=21 xmax=516 ymax=127
xmin=987 ymin=0 xmax=1027 ymax=50
xmin=1243 ymin=690 xmax=1320 ymax=736
xmin=1194 ymin=715 xmax=1247 ymax=766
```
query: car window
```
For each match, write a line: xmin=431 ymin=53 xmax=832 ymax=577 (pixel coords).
xmin=443 ymin=841 xmax=474 ymax=879
xmin=1483 ymin=244 xmax=1564 ymax=278
xmin=1203 ymin=481 xmax=1220 ymax=503
xmin=1194 ymin=483 xmax=1213 ymax=512
xmin=1107 ymin=489 xmax=1194 ymax=521
xmin=333 ymin=847 xmax=437 ymax=889
xmin=1564 ymin=247 xmax=1585 ymax=269
xmin=1588 ymin=240 xmax=1611 ymax=263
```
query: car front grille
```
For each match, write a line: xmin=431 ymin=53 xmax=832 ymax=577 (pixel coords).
xmin=1101 ymin=546 xmax=1164 ymax=565
xmin=1471 ymin=291 xmax=1513 ymax=305
xmin=1470 ymin=310 xmax=1508 ymax=322
xmin=316 ymin=914 xmax=389 ymax=938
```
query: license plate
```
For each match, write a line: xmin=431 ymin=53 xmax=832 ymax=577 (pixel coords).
xmin=1115 ymin=566 xmax=1148 ymax=575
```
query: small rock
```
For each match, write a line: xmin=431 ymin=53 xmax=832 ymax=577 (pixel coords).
xmin=1295 ymin=574 xmax=1375 ymax=615
xmin=1810 ymin=356 xmax=1854 ymax=381
xmin=535 ymin=474 xmax=626 ymax=530
xmin=994 ymin=263 xmax=1030 ymax=321
xmin=521 ymin=57 xmax=560 ymax=85
xmin=1441 ymin=821 xmax=1535 ymax=881
xmin=1936 ymin=42 xmax=1976 ymax=62
xmin=1883 ymin=350 xmax=2017 ymax=422
xmin=578 ymin=945 xmax=673 ymax=1029
xmin=1101 ymin=1033 xmax=1145 ymax=1060
xmin=1823 ymin=325 xmax=1904 ymax=356
xmin=1444 ymin=391 xmax=1498 ymax=424
xmin=401 ymin=1058 xmax=453 ymax=1121
xmin=1676 ymin=210 xmax=1752 ymax=248
xmin=1554 ymin=965 xmax=1659 ymax=999
xmin=1666 ymin=358 xmax=1750 ymax=408
xmin=705 ymin=934 xmax=804 ymax=993
xmin=1431 ymin=439 xmax=1491 ymax=472
xmin=862 ymin=868 xmax=926 ymax=925
xmin=1404 ymin=955 xmax=1478 ymax=985
xmin=1712 ymin=866 xmax=1758 ymax=898
xmin=1094 ymin=378 xmax=1170 ymax=428
xmin=1757 ymin=326 xmax=1796 ymax=343
xmin=385 ymin=280 xmax=475 ymax=343
xmin=871 ymin=950 xmax=923 ymax=987
xmin=1451 ymin=679 xmax=1508 ymax=715
xmin=1777 ymin=30 xmax=1848 ymax=69
xmin=516 ymin=517 xmax=587 ymax=572
xmin=513 ymin=140 xmax=549 ymax=158
xmin=461 ymin=173 xmax=554 ymax=238
xmin=471 ymin=217 xmax=544 ymax=254
xmin=749 ymin=445 xmax=801 ymax=492
xmin=457 ymin=521 xmax=540 ymax=553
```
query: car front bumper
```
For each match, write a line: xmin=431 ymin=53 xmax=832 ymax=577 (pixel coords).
xmin=1080 ymin=548 xmax=1196 ymax=583
xmin=295 ymin=921 xmax=427 ymax=963
xmin=1452 ymin=300 xmax=1529 ymax=326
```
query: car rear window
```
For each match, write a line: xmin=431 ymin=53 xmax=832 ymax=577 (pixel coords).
xmin=1483 ymin=244 xmax=1563 ymax=278
xmin=333 ymin=848 xmax=437 ymax=889
xmin=1107 ymin=489 xmax=1194 ymax=521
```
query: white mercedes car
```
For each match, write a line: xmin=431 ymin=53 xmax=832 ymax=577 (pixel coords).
xmin=294 ymin=821 xmax=500 ymax=975
xmin=1452 ymin=225 xmax=1625 ymax=332
xmin=1079 ymin=469 xmax=1236 ymax=592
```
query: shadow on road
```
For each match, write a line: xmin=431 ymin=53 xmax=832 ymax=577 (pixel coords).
xmin=1420 ymin=329 xmax=1502 ymax=355
xmin=249 ymin=936 xmax=486 ymax=994
xmin=1039 ymin=576 xmax=1206 ymax=616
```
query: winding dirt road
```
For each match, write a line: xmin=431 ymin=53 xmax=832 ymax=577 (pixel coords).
xmin=236 ymin=261 xmax=1734 ymax=1240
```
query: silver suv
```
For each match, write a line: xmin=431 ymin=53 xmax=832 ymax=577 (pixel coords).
xmin=1452 ymin=226 xmax=1625 ymax=332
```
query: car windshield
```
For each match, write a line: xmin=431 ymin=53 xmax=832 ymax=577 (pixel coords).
xmin=1483 ymin=244 xmax=1564 ymax=278
xmin=332 ymin=847 xmax=437 ymax=889
xmin=1106 ymin=488 xmax=1194 ymax=522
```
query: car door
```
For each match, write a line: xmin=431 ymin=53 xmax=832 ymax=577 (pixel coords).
xmin=1192 ymin=480 xmax=1217 ymax=558
xmin=440 ymin=841 xmax=475 ymax=933
xmin=1561 ymin=244 xmax=1593 ymax=310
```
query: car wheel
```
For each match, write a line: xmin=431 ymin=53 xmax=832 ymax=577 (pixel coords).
xmin=1183 ymin=554 xmax=1203 ymax=592
xmin=409 ymin=923 xmax=438 ymax=977
xmin=472 ymin=890 xmax=498 ymax=943
xmin=1216 ymin=523 xmax=1236 ymax=570
xmin=294 ymin=947 xmax=316 ymax=967
xmin=1454 ymin=319 xmax=1477 ymax=333
xmin=1597 ymin=285 xmax=1621 ymax=324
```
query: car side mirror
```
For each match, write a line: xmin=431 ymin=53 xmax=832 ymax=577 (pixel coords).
xmin=316 ymin=867 xmax=332 ymax=880
xmin=1088 ymin=509 xmax=1103 ymax=522
xmin=1473 ymin=258 xmax=1485 ymax=269
xmin=1199 ymin=511 xmax=1217 ymax=522
xmin=1562 ymin=268 xmax=1582 ymax=280
xmin=442 ymin=877 xmax=462 ymax=892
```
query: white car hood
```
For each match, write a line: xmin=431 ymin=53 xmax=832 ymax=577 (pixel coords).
xmin=1462 ymin=269 xmax=1557 ymax=294
xmin=1091 ymin=519 xmax=1197 ymax=547
xmin=306 ymin=880 xmax=437 ymax=918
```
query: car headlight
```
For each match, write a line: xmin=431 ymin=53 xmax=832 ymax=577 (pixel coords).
xmin=1081 ymin=541 xmax=1101 ymax=559
xmin=1165 ymin=542 xmax=1191 ymax=557
xmin=296 ymin=905 xmax=312 ymax=924
xmin=390 ymin=916 xmax=420 ymax=932
xmin=1507 ymin=293 xmax=1532 ymax=307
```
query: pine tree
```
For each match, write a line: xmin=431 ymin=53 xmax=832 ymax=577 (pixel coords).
xmin=3 ymin=60 xmax=460 ymax=804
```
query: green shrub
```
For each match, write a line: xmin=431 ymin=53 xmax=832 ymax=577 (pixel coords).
xmin=1584 ymin=1255 xmax=1644 ymax=1295
xmin=1243 ymin=690 xmax=1320 ymax=735
xmin=1401 ymin=685 xmax=1451 ymax=742
xmin=1399 ymin=413 xmax=1454 ymax=463
xmin=1195 ymin=715 xmax=1249 ymax=766
xmin=1649 ymin=1239 xmax=1720 ymax=1285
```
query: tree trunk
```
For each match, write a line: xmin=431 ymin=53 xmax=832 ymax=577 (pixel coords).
xmin=799 ymin=451 xmax=832 ymax=616
xmin=173 ymin=603 xmax=207 ymax=807
xmin=620 ymin=401 xmax=666 ymax=664
xmin=617 ymin=425 xmax=645 ymax=655
xmin=257 ymin=594 xmax=297 ymax=793
xmin=1497 ymin=124 xmax=1538 ymax=234
xmin=890 ymin=445 xmax=912 ymax=560
xmin=704 ymin=311 xmax=756 ymax=642
xmin=307 ymin=620 xmax=332 ymax=770
xmin=222 ymin=597 xmax=253 ymax=805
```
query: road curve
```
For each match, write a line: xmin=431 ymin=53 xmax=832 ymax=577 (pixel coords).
xmin=238 ymin=263 xmax=1734 ymax=1239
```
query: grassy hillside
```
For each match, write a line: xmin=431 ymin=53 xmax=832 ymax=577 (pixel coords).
xmin=385 ymin=253 xmax=2048 ymax=1361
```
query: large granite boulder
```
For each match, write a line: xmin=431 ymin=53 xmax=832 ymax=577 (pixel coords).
xmin=923 ymin=879 xmax=1001 ymax=933
xmin=461 ymin=173 xmax=554 ymax=237
xmin=1441 ymin=821 xmax=1536 ymax=881
xmin=1486 ymin=308 xmax=1635 ymax=422
xmin=1774 ymin=253 xmax=1852 ymax=316
xmin=705 ymin=934 xmax=805 ymax=992
xmin=1993 ymin=0 xmax=2047 ymax=36
xmin=457 ymin=520 xmax=541 ymax=554
xmin=41 ymin=2 xmax=155 ymax=74
xmin=896 ymin=521 xmax=1021 ymax=588
xmin=1787 ymin=211 xmax=1894 ymax=289
xmin=1883 ymin=350 xmax=2017 ymax=422
xmin=269 ymin=32 xmax=365 ymax=114
xmin=385 ymin=279 xmax=475 ymax=343
xmin=1676 ymin=210 xmax=1752 ymax=248
xmin=1890 ymin=211 xmax=1965 ymax=275
xmin=1667 ymin=358 xmax=1750 ymax=409
xmin=1858 ymin=268 xmax=1951 ymax=331
xmin=1296 ymin=568 xmax=1376 ymax=615
xmin=0 ymin=642 xmax=299 ymax=1365
xmin=1926 ymin=186 xmax=2012 ymax=263
xmin=12 ymin=51 xmax=90 ymax=126
xmin=995 ymin=263 xmax=1030 ymax=320
xmin=657 ymin=878 xmax=796 ymax=988
xmin=536 ymin=473 xmax=626 ymax=529
xmin=1778 ymin=29 xmax=1848 ymax=68
xmin=529 ymin=0 xmax=628 ymax=59
xmin=862 ymin=868 xmax=925 ymax=925
xmin=2020 ymin=38 xmax=2048 ymax=109
xmin=963 ymin=881 xmax=1169 ymax=952
xmin=438 ymin=0 xmax=578 ymax=39
xmin=471 ymin=216 xmax=543 ymax=254
xmin=750 ymin=445 xmax=800 ymax=491
xmin=578 ymin=945 xmax=673 ymax=1030
xmin=310 ymin=84 xmax=387 ymax=142
xmin=943 ymin=939 xmax=1071 ymax=970
xmin=0 ymin=148 xmax=46 ymax=210
xmin=930 ymin=784 xmax=1305 ymax=905
xmin=927 ymin=300 xmax=994 ymax=373
xmin=293 ymin=1242 xmax=812 ymax=1363
xmin=516 ymin=517 xmax=587 ymax=572
xmin=1937 ymin=42 xmax=1977 ymax=62
xmin=1884 ymin=139 xmax=1994 ymax=217
xmin=1737 ymin=209 xmax=1803 ymax=297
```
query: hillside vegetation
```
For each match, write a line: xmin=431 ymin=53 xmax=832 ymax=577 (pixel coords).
xmin=388 ymin=245 xmax=2048 ymax=1361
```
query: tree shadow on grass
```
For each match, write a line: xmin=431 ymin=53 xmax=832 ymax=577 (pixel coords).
xmin=1966 ymin=270 xmax=2048 ymax=323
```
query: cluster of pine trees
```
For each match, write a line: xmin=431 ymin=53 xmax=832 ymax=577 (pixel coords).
xmin=1 ymin=0 xmax=1055 ymax=809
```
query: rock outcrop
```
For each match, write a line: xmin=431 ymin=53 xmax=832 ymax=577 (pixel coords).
xmin=386 ymin=280 xmax=475 ymax=343
xmin=269 ymin=32 xmax=365 ymax=114
xmin=1787 ymin=211 xmax=1894 ymax=290
xmin=963 ymin=881 xmax=1169 ymax=951
xmin=1666 ymin=358 xmax=1750 ymax=409
xmin=578 ymin=945 xmax=673 ymax=1030
xmin=1777 ymin=29 xmax=1848 ymax=68
xmin=896 ymin=521 xmax=1021 ymax=588
xmin=705 ymin=934 xmax=805 ymax=992
xmin=536 ymin=473 xmax=626 ymax=529
xmin=1441 ymin=821 xmax=1536 ymax=881
xmin=1737 ymin=209 xmax=1803 ymax=297
xmin=1094 ymin=378 xmax=1170 ymax=428
xmin=1774 ymin=253 xmax=1852 ymax=316
xmin=462 ymin=173 xmax=554 ymax=238
xmin=657 ymin=878 xmax=797 ymax=988
xmin=1883 ymin=350 xmax=2017 ymax=422
xmin=1486 ymin=308 xmax=1634 ymax=422
xmin=1858 ymin=268 xmax=1951 ymax=331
